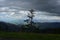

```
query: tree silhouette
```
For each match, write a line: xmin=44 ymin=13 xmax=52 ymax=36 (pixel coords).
xmin=21 ymin=9 xmax=40 ymax=32
xmin=24 ymin=9 xmax=35 ymax=27
xmin=23 ymin=9 xmax=38 ymax=32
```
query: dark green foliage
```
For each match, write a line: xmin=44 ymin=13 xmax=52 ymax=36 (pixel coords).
xmin=20 ymin=24 xmax=40 ymax=33
xmin=23 ymin=9 xmax=40 ymax=32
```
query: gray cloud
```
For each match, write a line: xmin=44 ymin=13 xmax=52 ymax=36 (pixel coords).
xmin=0 ymin=0 xmax=60 ymax=16
xmin=32 ymin=0 xmax=60 ymax=16
xmin=8 ymin=0 xmax=60 ymax=16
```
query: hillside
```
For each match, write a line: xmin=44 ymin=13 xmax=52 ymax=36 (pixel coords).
xmin=0 ymin=22 xmax=20 ymax=32
xmin=36 ymin=22 xmax=60 ymax=29
xmin=0 ymin=22 xmax=60 ymax=33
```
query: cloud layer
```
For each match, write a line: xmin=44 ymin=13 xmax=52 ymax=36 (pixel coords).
xmin=0 ymin=0 xmax=60 ymax=24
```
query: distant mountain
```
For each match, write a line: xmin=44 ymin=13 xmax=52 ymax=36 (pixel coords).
xmin=0 ymin=21 xmax=60 ymax=33
xmin=0 ymin=21 xmax=20 ymax=32
xmin=36 ymin=22 xmax=60 ymax=29
xmin=1 ymin=21 xmax=60 ymax=33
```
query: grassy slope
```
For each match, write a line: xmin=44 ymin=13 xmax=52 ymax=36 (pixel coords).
xmin=0 ymin=32 xmax=60 ymax=40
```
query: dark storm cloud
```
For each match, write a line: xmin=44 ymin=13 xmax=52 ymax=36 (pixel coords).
xmin=18 ymin=0 xmax=60 ymax=16
xmin=0 ymin=0 xmax=60 ymax=16
xmin=32 ymin=0 xmax=60 ymax=16
xmin=29 ymin=0 xmax=60 ymax=14
xmin=16 ymin=0 xmax=60 ymax=16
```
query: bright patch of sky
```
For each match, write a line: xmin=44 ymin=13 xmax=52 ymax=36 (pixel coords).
xmin=0 ymin=7 xmax=60 ymax=24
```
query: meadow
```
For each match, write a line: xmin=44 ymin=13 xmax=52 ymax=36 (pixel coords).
xmin=0 ymin=32 xmax=60 ymax=40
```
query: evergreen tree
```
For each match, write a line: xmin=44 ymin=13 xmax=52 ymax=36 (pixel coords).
xmin=24 ymin=9 xmax=36 ymax=32
xmin=24 ymin=9 xmax=35 ymax=27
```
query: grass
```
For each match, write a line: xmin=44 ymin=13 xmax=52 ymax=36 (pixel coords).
xmin=0 ymin=32 xmax=60 ymax=40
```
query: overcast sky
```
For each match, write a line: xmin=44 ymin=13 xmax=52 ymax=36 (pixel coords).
xmin=0 ymin=0 xmax=60 ymax=24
